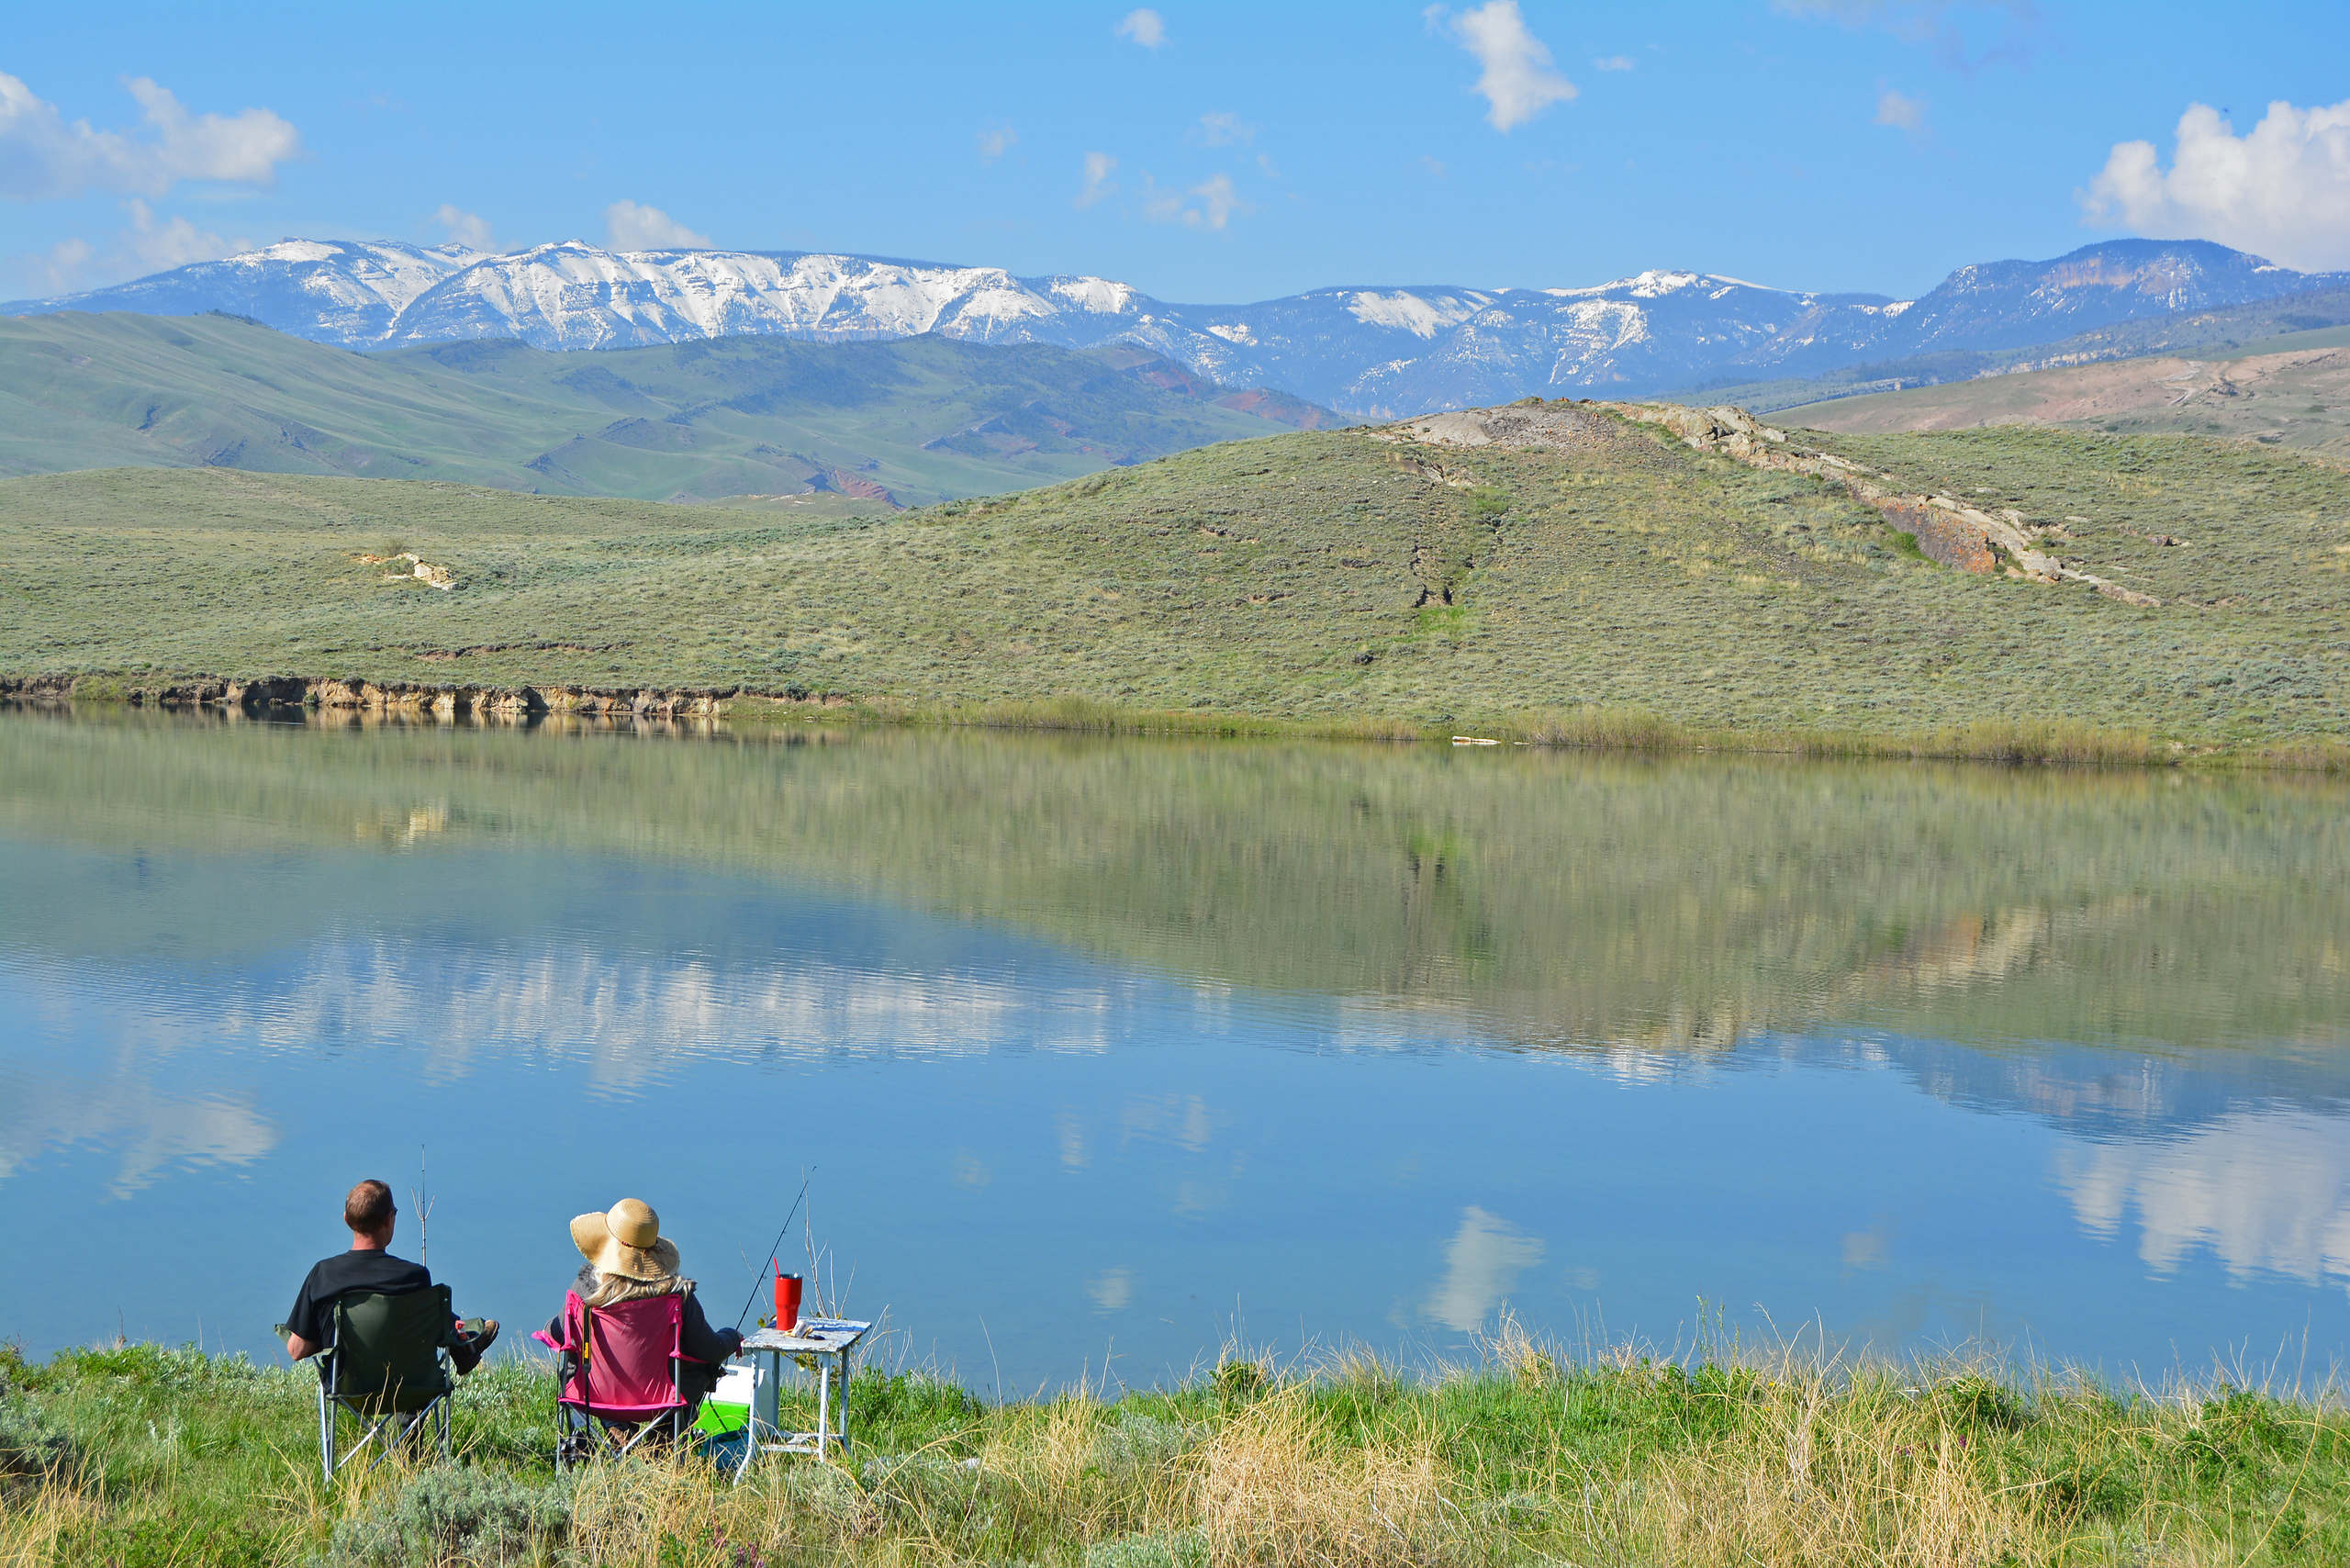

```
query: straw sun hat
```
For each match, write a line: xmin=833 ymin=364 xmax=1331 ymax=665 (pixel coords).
xmin=570 ymin=1198 xmax=681 ymax=1282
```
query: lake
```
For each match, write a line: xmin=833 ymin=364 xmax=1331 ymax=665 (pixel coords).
xmin=3 ymin=708 xmax=2347 ymax=1393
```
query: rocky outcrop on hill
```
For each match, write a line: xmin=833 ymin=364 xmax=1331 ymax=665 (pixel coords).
xmin=1384 ymin=399 xmax=2163 ymax=606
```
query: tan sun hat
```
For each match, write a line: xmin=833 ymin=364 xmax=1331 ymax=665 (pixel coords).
xmin=569 ymin=1198 xmax=681 ymax=1282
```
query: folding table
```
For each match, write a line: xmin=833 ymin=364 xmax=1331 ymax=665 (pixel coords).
xmin=731 ymin=1317 xmax=871 ymax=1476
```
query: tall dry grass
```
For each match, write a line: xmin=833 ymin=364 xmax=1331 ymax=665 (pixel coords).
xmin=1187 ymin=1387 xmax=1455 ymax=1568
xmin=1626 ymin=1374 xmax=2055 ymax=1567
xmin=0 ymin=1483 xmax=97 ymax=1568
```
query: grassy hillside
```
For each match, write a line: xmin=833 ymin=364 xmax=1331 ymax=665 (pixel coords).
xmin=1783 ymin=327 xmax=2350 ymax=455
xmin=0 ymin=311 xmax=1322 ymax=507
xmin=1 ymin=409 xmax=2344 ymax=745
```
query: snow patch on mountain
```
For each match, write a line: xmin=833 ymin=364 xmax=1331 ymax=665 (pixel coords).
xmin=1345 ymin=290 xmax=1491 ymax=337
xmin=1046 ymin=276 xmax=1139 ymax=314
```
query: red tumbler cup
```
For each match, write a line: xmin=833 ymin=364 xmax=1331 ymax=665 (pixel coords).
xmin=774 ymin=1271 xmax=802 ymax=1332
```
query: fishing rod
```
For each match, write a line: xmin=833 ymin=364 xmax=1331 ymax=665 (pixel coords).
xmin=733 ymin=1168 xmax=815 ymax=1333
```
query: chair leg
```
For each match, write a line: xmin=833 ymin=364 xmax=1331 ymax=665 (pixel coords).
xmin=556 ymin=1405 xmax=591 ymax=1472
xmin=435 ymin=1354 xmax=452 ymax=1464
xmin=319 ymin=1384 xmax=335 ymax=1484
xmin=352 ymin=1410 xmax=402 ymax=1474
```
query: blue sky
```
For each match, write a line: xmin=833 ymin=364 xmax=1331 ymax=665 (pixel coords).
xmin=5 ymin=1 xmax=2346 ymax=304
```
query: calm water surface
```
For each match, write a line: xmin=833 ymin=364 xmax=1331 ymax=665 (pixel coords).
xmin=3 ymin=710 xmax=2347 ymax=1389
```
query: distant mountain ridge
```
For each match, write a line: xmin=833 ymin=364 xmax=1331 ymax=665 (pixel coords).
xmin=0 ymin=310 xmax=1328 ymax=505
xmin=8 ymin=236 xmax=2344 ymax=418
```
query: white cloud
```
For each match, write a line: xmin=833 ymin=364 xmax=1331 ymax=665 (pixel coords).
xmin=1593 ymin=55 xmax=1636 ymax=72
xmin=1077 ymin=151 xmax=1119 ymax=207
xmin=1190 ymin=172 xmax=1241 ymax=230
xmin=1430 ymin=2 xmax=1578 ymax=133
xmin=32 ymin=235 xmax=94 ymax=293
xmin=1874 ymin=88 xmax=1926 ymax=130
xmin=431 ymin=204 xmax=493 ymax=252
xmin=604 ymin=199 xmax=711 ymax=252
xmin=21 ymin=197 xmax=241 ymax=294
xmin=1420 ymin=153 xmax=1449 ymax=177
xmin=1142 ymin=180 xmax=1184 ymax=225
xmin=1197 ymin=110 xmax=1253 ymax=146
xmin=1116 ymin=7 xmax=1168 ymax=48
xmin=0 ymin=71 xmax=300 ymax=200
xmin=120 ymin=197 xmax=232 ymax=270
xmin=2083 ymin=99 xmax=2350 ymax=272
xmin=977 ymin=123 xmax=1017 ymax=161
xmin=1139 ymin=172 xmax=1248 ymax=230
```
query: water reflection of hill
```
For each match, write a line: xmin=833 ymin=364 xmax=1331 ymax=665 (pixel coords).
xmin=1788 ymin=1033 xmax=2350 ymax=1140
xmin=3 ymin=710 xmax=2344 ymax=1088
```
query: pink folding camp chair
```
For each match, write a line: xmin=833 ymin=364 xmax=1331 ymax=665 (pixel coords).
xmin=532 ymin=1290 xmax=709 ymax=1467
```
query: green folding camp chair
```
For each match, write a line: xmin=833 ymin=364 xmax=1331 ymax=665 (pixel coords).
xmin=309 ymin=1285 xmax=459 ymax=1482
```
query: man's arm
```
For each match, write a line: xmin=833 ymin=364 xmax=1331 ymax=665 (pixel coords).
xmin=284 ymin=1264 xmax=324 ymax=1361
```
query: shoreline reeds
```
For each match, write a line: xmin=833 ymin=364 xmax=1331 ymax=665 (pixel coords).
xmin=8 ymin=677 xmax=2348 ymax=773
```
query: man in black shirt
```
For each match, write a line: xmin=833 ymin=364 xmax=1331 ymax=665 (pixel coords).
xmin=285 ymin=1179 xmax=498 ymax=1373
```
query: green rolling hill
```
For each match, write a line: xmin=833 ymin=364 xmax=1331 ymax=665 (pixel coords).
xmin=3 ymin=403 xmax=2344 ymax=748
xmin=0 ymin=310 xmax=1330 ymax=508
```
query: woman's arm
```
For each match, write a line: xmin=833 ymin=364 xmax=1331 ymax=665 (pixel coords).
xmin=677 ymin=1290 xmax=744 ymax=1364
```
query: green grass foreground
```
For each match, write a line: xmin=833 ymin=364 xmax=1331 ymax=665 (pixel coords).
xmin=6 ymin=1338 xmax=2350 ymax=1566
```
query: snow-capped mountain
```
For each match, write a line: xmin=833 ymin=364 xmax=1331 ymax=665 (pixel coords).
xmin=25 ymin=240 xmax=489 ymax=346
xmin=9 ymin=237 xmax=2340 ymax=417
xmin=1860 ymin=239 xmax=2333 ymax=360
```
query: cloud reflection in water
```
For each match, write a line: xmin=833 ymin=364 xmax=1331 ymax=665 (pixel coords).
xmin=0 ymin=1067 xmax=276 ymax=1196
xmin=2053 ymin=1109 xmax=2350 ymax=1290
xmin=1426 ymin=1205 xmax=1547 ymax=1332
